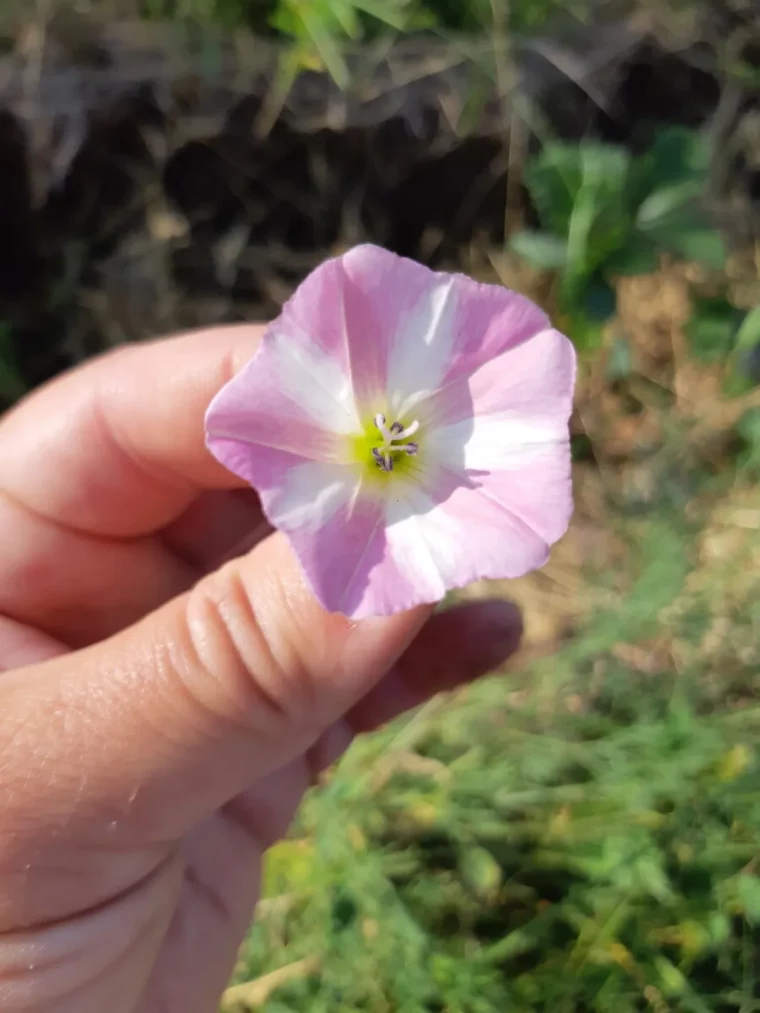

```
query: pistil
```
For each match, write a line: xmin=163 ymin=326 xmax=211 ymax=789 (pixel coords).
xmin=372 ymin=414 xmax=420 ymax=472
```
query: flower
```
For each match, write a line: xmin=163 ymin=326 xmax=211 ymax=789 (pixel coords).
xmin=205 ymin=244 xmax=576 ymax=618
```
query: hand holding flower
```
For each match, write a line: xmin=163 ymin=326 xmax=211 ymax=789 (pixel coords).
xmin=0 ymin=315 xmax=527 ymax=1013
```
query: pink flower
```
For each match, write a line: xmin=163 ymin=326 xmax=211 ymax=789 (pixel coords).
xmin=205 ymin=245 xmax=576 ymax=618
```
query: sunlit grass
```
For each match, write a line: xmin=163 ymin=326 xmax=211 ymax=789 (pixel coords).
xmin=222 ymin=452 xmax=760 ymax=1010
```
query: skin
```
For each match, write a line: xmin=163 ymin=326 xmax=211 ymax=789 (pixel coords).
xmin=0 ymin=325 xmax=523 ymax=1013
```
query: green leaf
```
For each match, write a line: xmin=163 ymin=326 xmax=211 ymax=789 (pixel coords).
xmin=737 ymin=875 xmax=760 ymax=925
xmin=509 ymin=230 xmax=568 ymax=269
xmin=643 ymin=127 xmax=711 ymax=192
xmin=285 ymin=1 xmax=350 ymax=86
xmin=351 ymin=0 xmax=410 ymax=30
xmin=655 ymin=956 xmax=688 ymax=996
xmin=725 ymin=306 xmax=760 ymax=394
xmin=636 ymin=181 xmax=703 ymax=230
xmin=737 ymin=407 xmax=760 ymax=452
xmin=327 ymin=0 xmax=362 ymax=39
xmin=525 ymin=141 xmax=632 ymax=302
xmin=525 ymin=143 xmax=585 ymax=235
xmin=665 ymin=226 xmax=726 ymax=269
xmin=561 ymin=183 xmax=599 ymax=303
xmin=735 ymin=305 xmax=760 ymax=352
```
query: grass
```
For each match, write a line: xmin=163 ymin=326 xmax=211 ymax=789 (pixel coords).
xmin=224 ymin=475 xmax=760 ymax=1011
xmin=134 ymin=0 xmax=587 ymax=36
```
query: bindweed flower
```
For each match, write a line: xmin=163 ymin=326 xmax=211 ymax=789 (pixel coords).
xmin=205 ymin=245 xmax=576 ymax=618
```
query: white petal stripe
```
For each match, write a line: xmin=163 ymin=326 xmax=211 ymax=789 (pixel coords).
xmin=266 ymin=328 xmax=360 ymax=434
xmin=388 ymin=277 xmax=458 ymax=416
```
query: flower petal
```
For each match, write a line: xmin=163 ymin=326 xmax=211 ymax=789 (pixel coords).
xmin=339 ymin=246 xmax=461 ymax=414
xmin=423 ymin=326 xmax=576 ymax=549
xmin=343 ymin=460 xmax=559 ymax=618
xmin=433 ymin=271 xmax=551 ymax=389
xmin=339 ymin=246 xmax=552 ymax=419
xmin=260 ymin=442 xmax=571 ymax=620
xmin=221 ymin=442 xmax=398 ymax=616
xmin=339 ymin=245 xmax=462 ymax=415
xmin=265 ymin=245 xmax=550 ymax=423
xmin=467 ymin=442 xmax=573 ymax=545
xmin=205 ymin=325 xmax=359 ymax=463
xmin=424 ymin=327 xmax=576 ymax=436
xmin=205 ymin=437 xmax=388 ymax=614
xmin=268 ymin=245 xmax=405 ymax=415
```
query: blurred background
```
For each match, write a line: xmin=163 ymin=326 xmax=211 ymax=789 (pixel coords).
xmin=1 ymin=1 xmax=759 ymax=1010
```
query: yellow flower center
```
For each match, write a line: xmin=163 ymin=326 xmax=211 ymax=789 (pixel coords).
xmin=350 ymin=413 xmax=420 ymax=480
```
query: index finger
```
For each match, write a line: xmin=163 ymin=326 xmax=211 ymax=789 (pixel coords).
xmin=0 ymin=324 xmax=264 ymax=538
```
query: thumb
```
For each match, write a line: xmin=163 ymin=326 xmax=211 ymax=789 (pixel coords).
xmin=0 ymin=534 xmax=429 ymax=895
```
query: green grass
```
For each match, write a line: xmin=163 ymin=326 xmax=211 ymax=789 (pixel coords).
xmin=225 ymin=478 xmax=760 ymax=1011
xmin=132 ymin=0 xmax=594 ymax=88
xmin=136 ymin=0 xmax=588 ymax=36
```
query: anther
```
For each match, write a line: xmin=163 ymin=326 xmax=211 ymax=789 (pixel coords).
xmin=372 ymin=447 xmax=393 ymax=472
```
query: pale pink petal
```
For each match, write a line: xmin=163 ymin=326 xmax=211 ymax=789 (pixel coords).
xmin=205 ymin=326 xmax=359 ymax=463
xmin=420 ymin=327 xmax=575 ymax=554
xmin=264 ymin=245 xmax=550 ymax=424
xmin=434 ymin=272 xmax=551 ymax=390
xmin=266 ymin=440 xmax=571 ymax=619
xmin=287 ymin=491 xmax=394 ymax=616
xmin=289 ymin=245 xmax=464 ymax=417
xmin=268 ymin=245 xmax=421 ymax=414
xmin=204 ymin=436 xmax=378 ymax=610
xmin=344 ymin=327 xmax=575 ymax=615
xmin=206 ymin=434 xmax=411 ymax=616
xmin=424 ymin=327 xmax=575 ymax=431
xmin=339 ymin=246 xmax=461 ymax=415
xmin=470 ymin=443 xmax=573 ymax=545
xmin=341 ymin=246 xmax=551 ymax=420
xmin=340 ymin=245 xmax=462 ymax=415
xmin=342 ymin=459 xmax=560 ymax=618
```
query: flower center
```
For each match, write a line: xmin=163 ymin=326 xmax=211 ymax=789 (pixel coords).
xmin=371 ymin=414 xmax=419 ymax=473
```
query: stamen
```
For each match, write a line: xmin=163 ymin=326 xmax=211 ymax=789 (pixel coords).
xmin=397 ymin=420 xmax=420 ymax=439
xmin=374 ymin=414 xmax=392 ymax=442
xmin=372 ymin=447 xmax=393 ymax=472
xmin=371 ymin=415 xmax=420 ymax=472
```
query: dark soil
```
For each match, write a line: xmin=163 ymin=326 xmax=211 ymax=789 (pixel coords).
xmin=0 ymin=19 xmax=757 ymax=401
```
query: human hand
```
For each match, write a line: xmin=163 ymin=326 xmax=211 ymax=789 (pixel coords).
xmin=0 ymin=326 xmax=522 ymax=1013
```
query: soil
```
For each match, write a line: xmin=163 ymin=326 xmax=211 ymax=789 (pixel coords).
xmin=0 ymin=14 xmax=757 ymax=396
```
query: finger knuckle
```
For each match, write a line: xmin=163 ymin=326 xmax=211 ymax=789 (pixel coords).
xmin=178 ymin=563 xmax=316 ymax=732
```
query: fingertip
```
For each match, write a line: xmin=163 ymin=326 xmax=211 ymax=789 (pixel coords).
xmin=240 ymin=534 xmax=434 ymax=697
xmin=450 ymin=598 xmax=524 ymax=668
